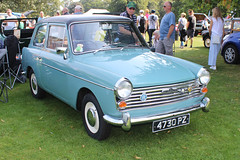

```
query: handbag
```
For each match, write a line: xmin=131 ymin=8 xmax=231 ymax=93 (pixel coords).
xmin=211 ymin=35 xmax=221 ymax=44
xmin=178 ymin=23 xmax=184 ymax=31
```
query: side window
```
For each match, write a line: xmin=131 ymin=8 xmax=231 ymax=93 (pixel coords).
xmin=47 ymin=25 xmax=68 ymax=50
xmin=33 ymin=25 xmax=47 ymax=47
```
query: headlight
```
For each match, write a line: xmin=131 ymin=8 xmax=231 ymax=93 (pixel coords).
xmin=114 ymin=78 xmax=133 ymax=100
xmin=197 ymin=68 xmax=210 ymax=85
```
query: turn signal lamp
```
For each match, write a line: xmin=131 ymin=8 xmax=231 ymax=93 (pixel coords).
xmin=201 ymin=87 xmax=208 ymax=93
xmin=118 ymin=101 xmax=127 ymax=108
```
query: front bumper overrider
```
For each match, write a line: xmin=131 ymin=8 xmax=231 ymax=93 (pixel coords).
xmin=103 ymin=97 xmax=210 ymax=131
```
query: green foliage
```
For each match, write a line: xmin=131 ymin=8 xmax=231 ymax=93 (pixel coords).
xmin=0 ymin=0 xmax=239 ymax=21
xmin=108 ymin=0 xmax=127 ymax=13
xmin=0 ymin=0 xmax=63 ymax=17
xmin=81 ymin=0 xmax=111 ymax=12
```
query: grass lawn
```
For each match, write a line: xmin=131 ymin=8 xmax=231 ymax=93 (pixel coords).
xmin=0 ymin=36 xmax=239 ymax=159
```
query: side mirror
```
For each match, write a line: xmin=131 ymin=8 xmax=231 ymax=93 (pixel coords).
xmin=56 ymin=47 xmax=68 ymax=60
xmin=56 ymin=47 xmax=67 ymax=54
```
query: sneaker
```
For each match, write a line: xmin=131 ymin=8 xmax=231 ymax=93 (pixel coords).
xmin=210 ymin=66 xmax=216 ymax=70
xmin=184 ymin=44 xmax=187 ymax=47
xmin=190 ymin=45 xmax=192 ymax=48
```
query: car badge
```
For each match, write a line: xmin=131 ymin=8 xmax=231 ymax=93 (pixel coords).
xmin=140 ymin=92 xmax=147 ymax=102
xmin=188 ymin=86 xmax=193 ymax=93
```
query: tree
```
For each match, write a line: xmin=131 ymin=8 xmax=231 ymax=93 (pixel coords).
xmin=0 ymin=0 xmax=63 ymax=17
xmin=81 ymin=0 xmax=111 ymax=12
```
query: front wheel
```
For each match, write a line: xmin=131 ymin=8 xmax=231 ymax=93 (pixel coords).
xmin=29 ymin=70 xmax=45 ymax=98
xmin=204 ymin=36 xmax=210 ymax=48
xmin=81 ymin=93 xmax=111 ymax=140
xmin=223 ymin=44 xmax=240 ymax=64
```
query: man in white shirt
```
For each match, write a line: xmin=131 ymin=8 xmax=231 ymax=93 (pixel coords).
xmin=5 ymin=9 xmax=17 ymax=30
xmin=148 ymin=10 xmax=159 ymax=46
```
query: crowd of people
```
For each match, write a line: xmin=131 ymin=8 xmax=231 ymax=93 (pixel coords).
xmin=122 ymin=1 xmax=224 ymax=70
xmin=2 ymin=1 xmax=225 ymax=70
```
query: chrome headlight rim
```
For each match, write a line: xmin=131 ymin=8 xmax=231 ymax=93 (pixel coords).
xmin=114 ymin=77 xmax=133 ymax=100
xmin=197 ymin=67 xmax=210 ymax=85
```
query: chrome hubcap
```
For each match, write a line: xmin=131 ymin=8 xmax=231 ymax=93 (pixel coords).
xmin=84 ymin=102 xmax=99 ymax=133
xmin=205 ymin=38 xmax=210 ymax=47
xmin=31 ymin=73 xmax=38 ymax=95
xmin=87 ymin=108 xmax=96 ymax=127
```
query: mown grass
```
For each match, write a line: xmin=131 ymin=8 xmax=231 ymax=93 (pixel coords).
xmin=0 ymin=36 xmax=239 ymax=160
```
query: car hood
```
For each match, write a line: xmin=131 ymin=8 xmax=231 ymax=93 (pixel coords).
xmin=75 ymin=48 xmax=202 ymax=88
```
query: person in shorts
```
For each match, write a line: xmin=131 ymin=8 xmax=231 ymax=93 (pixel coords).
xmin=156 ymin=1 xmax=175 ymax=56
xmin=185 ymin=9 xmax=196 ymax=48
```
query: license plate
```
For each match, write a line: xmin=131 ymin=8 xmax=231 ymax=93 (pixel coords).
xmin=152 ymin=114 xmax=190 ymax=133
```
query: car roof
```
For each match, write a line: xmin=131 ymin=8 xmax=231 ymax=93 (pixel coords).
xmin=38 ymin=14 xmax=131 ymax=25
xmin=232 ymin=18 xmax=240 ymax=21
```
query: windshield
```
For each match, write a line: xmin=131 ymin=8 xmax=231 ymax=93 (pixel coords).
xmin=70 ymin=21 xmax=143 ymax=53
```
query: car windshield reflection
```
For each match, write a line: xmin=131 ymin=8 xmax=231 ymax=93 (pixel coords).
xmin=70 ymin=22 xmax=142 ymax=54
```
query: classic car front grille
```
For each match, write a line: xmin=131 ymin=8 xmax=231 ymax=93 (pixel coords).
xmin=124 ymin=79 xmax=203 ymax=109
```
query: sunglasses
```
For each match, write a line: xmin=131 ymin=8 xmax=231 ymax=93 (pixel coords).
xmin=129 ymin=8 xmax=135 ymax=10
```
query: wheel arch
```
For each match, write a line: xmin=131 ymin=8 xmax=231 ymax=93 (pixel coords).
xmin=26 ymin=66 xmax=33 ymax=78
xmin=76 ymin=87 xmax=95 ymax=111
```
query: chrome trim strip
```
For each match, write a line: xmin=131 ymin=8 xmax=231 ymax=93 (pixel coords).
xmin=41 ymin=62 xmax=114 ymax=91
xmin=133 ymin=80 xmax=197 ymax=91
xmin=125 ymin=95 xmax=202 ymax=109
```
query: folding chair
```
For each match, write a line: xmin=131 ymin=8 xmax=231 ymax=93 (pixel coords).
xmin=0 ymin=49 xmax=8 ymax=102
xmin=0 ymin=35 xmax=25 ymax=89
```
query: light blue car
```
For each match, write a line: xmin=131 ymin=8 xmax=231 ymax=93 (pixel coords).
xmin=22 ymin=15 xmax=210 ymax=140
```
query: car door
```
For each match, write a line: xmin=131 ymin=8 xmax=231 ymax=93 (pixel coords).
xmin=39 ymin=24 xmax=70 ymax=102
xmin=29 ymin=24 xmax=48 ymax=88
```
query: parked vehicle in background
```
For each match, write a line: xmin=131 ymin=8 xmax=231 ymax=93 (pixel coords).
xmin=22 ymin=15 xmax=211 ymax=140
xmin=194 ymin=13 xmax=210 ymax=36
xmin=221 ymin=18 xmax=240 ymax=64
xmin=0 ymin=13 xmax=8 ymax=19
xmin=202 ymin=19 xmax=232 ymax=48
xmin=0 ymin=17 xmax=37 ymax=50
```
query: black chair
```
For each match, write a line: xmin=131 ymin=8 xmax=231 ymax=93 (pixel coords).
xmin=0 ymin=35 xmax=26 ymax=89
xmin=0 ymin=49 xmax=8 ymax=102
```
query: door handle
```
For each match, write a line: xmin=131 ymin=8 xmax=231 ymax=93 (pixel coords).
xmin=36 ymin=57 xmax=42 ymax=61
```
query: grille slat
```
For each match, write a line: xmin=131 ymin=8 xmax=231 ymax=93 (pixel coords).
xmin=124 ymin=80 xmax=203 ymax=109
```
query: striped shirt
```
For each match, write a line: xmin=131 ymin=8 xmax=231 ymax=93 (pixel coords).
xmin=120 ymin=11 xmax=137 ymax=31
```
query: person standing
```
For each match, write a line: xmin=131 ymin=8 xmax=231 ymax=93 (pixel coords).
xmin=145 ymin=9 xmax=150 ymax=40
xmin=120 ymin=1 xmax=137 ymax=25
xmin=185 ymin=9 xmax=196 ymax=48
xmin=119 ymin=1 xmax=137 ymax=43
xmin=137 ymin=10 xmax=147 ymax=39
xmin=148 ymin=10 xmax=158 ymax=46
xmin=208 ymin=7 xmax=224 ymax=70
xmin=156 ymin=1 xmax=175 ymax=56
xmin=202 ymin=17 xmax=209 ymax=30
xmin=5 ymin=9 xmax=17 ymax=30
xmin=62 ymin=7 xmax=69 ymax=15
xmin=37 ymin=11 xmax=45 ymax=22
xmin=74 ymin=5 xmax=83 ymax=14
xmin=178 ymin=13 xmax=187 ymax=49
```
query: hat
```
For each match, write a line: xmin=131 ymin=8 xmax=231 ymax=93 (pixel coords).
xmin=75 ymin=5 xmax=82 ymax=10
xmin=151 ymin=9 xmax=155 ymax=13
xmin=127 ymin=1 xmax=136 ymax=9
xmin=139 ymin=10 xmax=144 ymax=13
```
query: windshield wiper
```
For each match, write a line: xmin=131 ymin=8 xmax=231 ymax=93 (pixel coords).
xmin=93 ymin=47 xmax=123 ymax=54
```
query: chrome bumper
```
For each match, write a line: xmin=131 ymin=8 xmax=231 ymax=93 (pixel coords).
xmin=103 ymin=97 xmax=210 ymax=131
